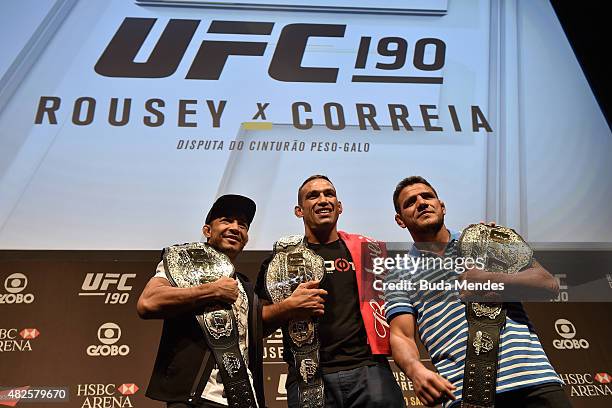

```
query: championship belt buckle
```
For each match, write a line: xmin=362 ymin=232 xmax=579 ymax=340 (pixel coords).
xmin=458 ymin=224 xmax=533 ymax=408
xmin=458 ymin=224 xmax=533 ymax=275
xmin=265 ymin=235 xmax=325 ymax=408
xmin=288 ymin=319 xmax=315 ymax=347
xmin=163 ymin=243 xmax=257 ymax=408
xmin=164 ymin=243 xmax=235 ymax=286
xmin=204 ymin=309 xmax=233 ymax=339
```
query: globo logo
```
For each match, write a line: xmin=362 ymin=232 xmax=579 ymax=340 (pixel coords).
xmin=86 ymin=323 xmax=130 ymax=357
xmin=553 ymin=319 xmax=589 ymax=350
xmin=0 ymin=273 xmax=35 ymax=304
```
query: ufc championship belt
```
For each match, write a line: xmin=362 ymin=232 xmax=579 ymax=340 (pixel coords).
xmin=265 ymin=235 xmax=326 ymax=408
xmin=163 ymin=243 xmax=257 ymax=408
xmin=457 ymin=224 xmax=533 ymax=408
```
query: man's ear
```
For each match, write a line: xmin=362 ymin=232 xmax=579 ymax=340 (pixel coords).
xmin=294 ymin=205 xmax=303 ymax=218
xmin=202 ymin=224 xmax=212 ymax=238
xmin=338 ymin=201 xmax=343 ymax=215
xmin=440 ymin=200 xmax=446 ymax=215
xmin=395 ymin=213 xmax=406 ymax=229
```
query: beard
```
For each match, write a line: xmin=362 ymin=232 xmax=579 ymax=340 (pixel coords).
xmin=412 ymin=214 xmax=445 ymax=235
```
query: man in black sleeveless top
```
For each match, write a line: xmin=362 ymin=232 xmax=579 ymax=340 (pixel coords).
xmin=137 ymin=195 xmax=266 ymax=408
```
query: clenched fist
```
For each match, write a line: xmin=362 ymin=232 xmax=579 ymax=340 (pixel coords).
xmin=212 ymin=276 xmax=239 ymax=304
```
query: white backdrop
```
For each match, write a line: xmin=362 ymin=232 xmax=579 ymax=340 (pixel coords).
xmin=0 ymin=0 xmax=609 ymax=250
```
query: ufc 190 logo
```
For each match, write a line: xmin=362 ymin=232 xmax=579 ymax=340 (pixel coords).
xmin=95 ymin=19 xmax=446 ymax=84
xmin=78 ymin=273 xmax=136 ymax=304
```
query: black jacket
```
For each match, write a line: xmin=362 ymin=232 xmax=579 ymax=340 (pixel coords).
xmin=145 ymin=274 xmax=265 ymax=407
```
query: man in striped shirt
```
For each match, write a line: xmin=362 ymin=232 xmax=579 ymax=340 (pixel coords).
xmin=384 ymin=176 xmax=571 ymax=407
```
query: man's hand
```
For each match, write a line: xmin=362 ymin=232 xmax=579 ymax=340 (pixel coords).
xmin=410 ymin=364 xmax=456 ymax=406
xmin=261 ymin=281 xmax=327 ymax=335
xmin=390 ymin=314 xmax=456 ymax=407
xmin=285 ymin=281 xmax=327 ymax=319
xmin=458 ymin=268 xmax=503 ymax=302
xmin=212 ymin=276 xmax=239 ymax=304
xmin=137 ymin=273 xmax=242 ymax=319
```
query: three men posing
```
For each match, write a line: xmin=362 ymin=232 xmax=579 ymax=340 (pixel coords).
xmin=137 ymin=175 xmax=567 ymax=408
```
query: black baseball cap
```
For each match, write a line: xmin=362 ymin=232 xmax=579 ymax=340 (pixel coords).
xmin=205 ymin=194 xmax=256 ymax=226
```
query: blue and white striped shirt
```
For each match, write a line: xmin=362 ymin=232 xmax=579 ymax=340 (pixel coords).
xmin=384 ymin=231 xmax=562 ymax=406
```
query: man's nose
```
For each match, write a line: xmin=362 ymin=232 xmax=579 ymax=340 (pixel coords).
xmin=317 ymin=193 xmax=330 ymax=204
xmin=416 ymin=196 xmax=428 ymax=211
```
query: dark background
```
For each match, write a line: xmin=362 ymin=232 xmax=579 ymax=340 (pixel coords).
xmin=550 ymin=0 xmax=610 ymax=129
xmin=1 ymin=249 xmax=611 ymax=407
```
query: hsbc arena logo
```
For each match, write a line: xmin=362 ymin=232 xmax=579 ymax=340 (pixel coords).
xmin=0 ymin=273 xmax=35 ymax=304
xmin=553 ymin=319 xmax=590 ymax=350
xmin=559 ymin=371 xmax=612 ymax=397
xmin=0 ymin=328 xmax=40 ymax=352
xmin=86 ymin=323 xmax=130 ymax=357
xmin=76 ymin=383 xmax=138 ymax=408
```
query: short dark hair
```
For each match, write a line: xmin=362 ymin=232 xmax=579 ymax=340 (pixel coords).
xmin=297 ymin=174 xmax=333 ymax=204
xmin=393 ymin=176 xmax=438 ymax=213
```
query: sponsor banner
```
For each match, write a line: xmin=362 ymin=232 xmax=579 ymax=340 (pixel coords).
xmin=0 ymin=328 xmax=40 ymax=353
xmin=76 ymin=383 xmax=139 ymax=408
xmin=0 ymin=273 xmax=35 ymax=305
xmin=78 ymin=273 xmax=137 ymax=305
xmin=0 ymin=252 xmax=611 ymax=407
xmin=0 ymin=251 xmax=164 ymax=408
xmin=86 ymin=322 xmax=131 ymax=357
xmin=263 ymin=329 xmax=285 ymax=363
xmin=553 ymin=319 xmax=590 ymax=350
xmin=560 ymin=372 xmax=612 ymax=399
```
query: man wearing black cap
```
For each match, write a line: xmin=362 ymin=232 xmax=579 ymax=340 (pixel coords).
xmin=137 ymin=194 xmax=266 ymax=408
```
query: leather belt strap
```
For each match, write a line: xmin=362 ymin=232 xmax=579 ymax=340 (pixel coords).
xmin=283 ymin=320 xmax=325 ymax=408
xmin=265 ymin=235 xmax=326 ymax=408
xmin=461 ymin=302 xmax=505 ymax=408
xmin=163 ymin=243 xmax=257 ymax=408
xmin=289 ymin=323 xmax=325 ymax=407
xmin=457 ymin=224 xmax=533 ymax=408
xmin=196 ymin=309 xmax=257 ymax=408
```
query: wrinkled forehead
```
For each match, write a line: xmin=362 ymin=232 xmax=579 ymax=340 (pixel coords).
xmin=400 ymin=183 xmax=437 ymax=200
xmin=300 ymin=178 xmax=336 ymax=197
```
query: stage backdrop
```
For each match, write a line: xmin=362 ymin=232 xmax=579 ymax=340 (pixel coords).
xmin=1 ymin=0 xmax=610 ymax=407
